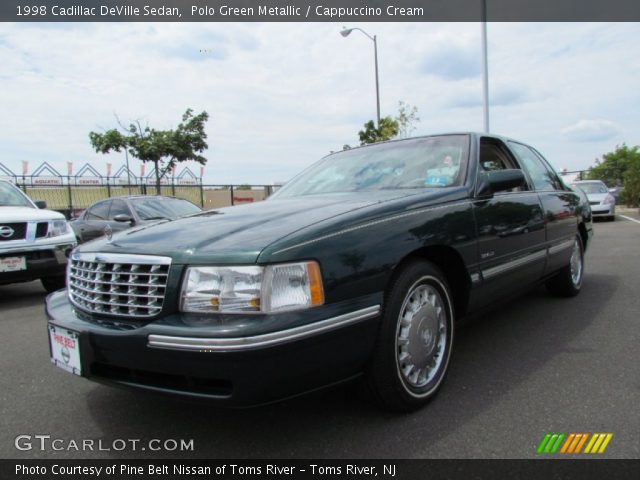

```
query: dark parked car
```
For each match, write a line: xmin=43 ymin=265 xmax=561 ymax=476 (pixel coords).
xmin=71 ymin=196 xmax=202 ymax=243
xmin=46 ymin=133 xmax=593 ymax=411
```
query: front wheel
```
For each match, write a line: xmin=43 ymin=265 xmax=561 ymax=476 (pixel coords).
xmin=366 ymin=260 xmax=455 ymax=412
xmin=546 ymin=235 xmax=584 ymax=297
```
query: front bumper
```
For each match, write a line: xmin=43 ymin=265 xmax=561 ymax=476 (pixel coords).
xmin=590 ymin=204 xmax=615 ymax=217
xmin=46 ymin=290 xmax=382 ymax=406
xmin=0 ymin=242 xmax=75 ymax=284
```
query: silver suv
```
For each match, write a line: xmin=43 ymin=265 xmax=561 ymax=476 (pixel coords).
xmin=0 ymin=179 xmax=76 ymax=292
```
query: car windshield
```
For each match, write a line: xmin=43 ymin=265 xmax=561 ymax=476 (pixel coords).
xmin=0 ymin=182 xmax=34 ymax=208
xmin=273 ymin=135 xmax=470 ymax=198
xmin=130 ymin=197 xmax=201 ymax=221
xmin=572 ymin=182 xmax=608 ymax=194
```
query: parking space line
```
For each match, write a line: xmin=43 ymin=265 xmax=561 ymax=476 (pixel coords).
xmin=618 ymin=214 xmax=640 ymax=225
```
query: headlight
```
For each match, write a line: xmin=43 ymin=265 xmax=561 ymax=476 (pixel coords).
xmin=48 ymin=220 xmax=70 ymax=237
xmin=602 ymin=194 xmax=615 ymax=205
xmin=181 ymin=261 xmax=324 ymax=314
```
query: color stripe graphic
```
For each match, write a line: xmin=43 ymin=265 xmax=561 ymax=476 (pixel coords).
xmin=537 ymin=433 xmax=613 ymax=454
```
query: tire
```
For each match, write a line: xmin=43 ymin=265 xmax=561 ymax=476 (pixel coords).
xmin=546 ymin=235 xmax=584 ymax=297
xmin=366 ymin=260 xmax=455 ymax=412
xmin=41 ymin=275 xmax=66 ymax=293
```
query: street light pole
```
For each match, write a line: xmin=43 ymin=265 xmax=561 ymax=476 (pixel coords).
xmin=373 ymin=35 xmax=380 ymax=128
xmin=481 ymin=0 xmax=490 ymax=133
xmin=341 ymin=27 xmax=381 ymax=128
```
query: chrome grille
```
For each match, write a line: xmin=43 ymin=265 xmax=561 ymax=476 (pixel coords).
xmin=0 ymin=223 xmax=27 ymax=241
xmin=68 ymin=252 xmax=171 ymax=318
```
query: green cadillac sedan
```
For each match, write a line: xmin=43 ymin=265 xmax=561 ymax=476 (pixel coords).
xmin=46 ymin=133 xmax=593 ymax=411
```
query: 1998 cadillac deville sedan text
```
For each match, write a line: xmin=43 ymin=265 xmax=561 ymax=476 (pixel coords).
xmin=46 ymin=133 xmax=593 ymax=411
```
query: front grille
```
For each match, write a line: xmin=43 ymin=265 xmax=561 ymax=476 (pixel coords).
xmin=68 ymin=252 xmax=171 ymax=318
xmin=35 ymin=222 xmax=48 ymax=238
xmin=0 ymin=223 xmax=27 ymax=241
xmin=589 ymin=201 xmax=600 ymax=206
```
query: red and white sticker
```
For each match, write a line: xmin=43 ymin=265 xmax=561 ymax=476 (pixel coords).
xmin=49 ymin=325 xmax=82 ymax=376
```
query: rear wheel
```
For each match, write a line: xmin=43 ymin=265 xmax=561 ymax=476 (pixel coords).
xmin=366 ymin=260 xmax=454 ymax=412
xmin=546 ymin=235 xmax=584 ymax=297
xmin=41 ymin=275 xmax=66 ymax=293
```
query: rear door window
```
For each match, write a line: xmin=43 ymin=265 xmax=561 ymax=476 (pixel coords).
xmin=508 ymin=142 xmax=560 ymax=191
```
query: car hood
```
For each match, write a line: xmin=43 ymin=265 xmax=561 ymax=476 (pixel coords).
xmin=585 ymin=193 xmax=608 ymax=203
xmin=79 ymin=190 xmax=455 ymax=264
xmin=0 ymin=206 xmax=65 ymax=222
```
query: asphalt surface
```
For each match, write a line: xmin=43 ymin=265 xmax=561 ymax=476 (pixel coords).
xmin=1 ymin=218 xmax=638 ymax=460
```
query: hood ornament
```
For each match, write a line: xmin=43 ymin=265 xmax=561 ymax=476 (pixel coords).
xmin=104 ymin=225 xmax=113 ymax=241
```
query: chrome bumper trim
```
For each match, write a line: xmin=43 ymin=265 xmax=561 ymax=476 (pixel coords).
xmin=147 ymin=305 xmax=381 ymax=352
xmin=71 ymin=251 xmax=172 ymax=265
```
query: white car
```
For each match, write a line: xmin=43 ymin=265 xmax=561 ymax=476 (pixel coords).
xmin=0 ymin=179 xmax=77 ymax=292
xmin=571 ymin=180 xmax=616 ymax=221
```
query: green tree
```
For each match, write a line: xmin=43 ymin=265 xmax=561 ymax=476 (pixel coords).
xmin=588 ymin=144 xmax=640 ymax=206
xmin=89 ymin=109 xmax=209 ymax=194
xmin=587 ymin=144 xmax=636 ymax=186
xmin=395 ymin=100 xmax=420 ymax=138
xmin=358 ymin=116 xmax=399 ymax=145
xmin=622 ymin=157 xmax=640 ymax=207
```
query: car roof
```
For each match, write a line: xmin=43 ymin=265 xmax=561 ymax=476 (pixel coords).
xmin=103 ymin=195 xmax=184 ymax=200
xmin=323 ymin=132 xmax=530 ymax=159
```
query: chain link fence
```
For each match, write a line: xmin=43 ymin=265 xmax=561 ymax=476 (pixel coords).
xmin=15 ymin=181 xmax=279 ymax=218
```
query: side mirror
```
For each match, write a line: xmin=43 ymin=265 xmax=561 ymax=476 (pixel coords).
xmin=113 ymin=214 xmax=134 ymax=224
xmin=477 ymin=169 xmax=526 ymax=198
xmin=34 ymin=200 xmax=47 ymax=209
xmin=608 ymin=188 xmax=617 ymax=193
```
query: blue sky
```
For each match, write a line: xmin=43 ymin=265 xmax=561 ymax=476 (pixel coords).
xmin=0 ymin=22 xmax=638 ymax=184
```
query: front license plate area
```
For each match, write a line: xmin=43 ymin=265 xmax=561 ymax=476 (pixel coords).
xmin=0 ymin=256 xmax=26 ymax=272
xmin=49 ymin=325 xmax=82 ymax=376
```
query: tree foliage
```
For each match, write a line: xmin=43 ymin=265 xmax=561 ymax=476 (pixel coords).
xmin=89 ymin=109 xmax=209 ymax=194
xmin=587 ymin=144 xmax=636 ymax=186
xmin=395 ymin=100 xmax=420 ymax=138
xmin=349 ymin=101 xmax=418 ymax=149
xmin=622 ymin=153 xmax=640 ymax=207
xmin=358 ymin=116 xmax=400 ymax=145
xmin=588 ymin=144 xmax=640 ymax=207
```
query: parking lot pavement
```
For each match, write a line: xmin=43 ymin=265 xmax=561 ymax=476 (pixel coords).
xmin=1 ymin=219 xmax=639 ymax=460
xmin=617 ymin=207 xmax=640 ymax=223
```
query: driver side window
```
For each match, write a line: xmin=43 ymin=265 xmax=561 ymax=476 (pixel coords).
xmin=86 ymin=201 xmax=111 ymax=220
xmin=479 ymin=139 xmax=530 ymax=192
xmin=108 ymin=199 xmax=132 ymax=220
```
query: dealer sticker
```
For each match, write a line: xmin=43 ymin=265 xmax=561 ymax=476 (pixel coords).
xmin=49 ymin=325 xmax=82 ymax=376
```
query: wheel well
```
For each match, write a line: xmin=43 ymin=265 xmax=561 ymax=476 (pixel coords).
xmin=388 ymin=246 xmax=471 ymax=319
xmin=578 ymin=222 xmax=588 ymax=251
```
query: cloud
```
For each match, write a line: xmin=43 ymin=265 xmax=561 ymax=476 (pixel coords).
xmin=0 ymin=23 xmax=638 ymax=183
xmin=562 ymin=119 xmax=621 ymax=142
xmin=420 ymin=41 xmax=481 ymax=81
xmin=446 ymin=85 xmax=530 ymax=109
